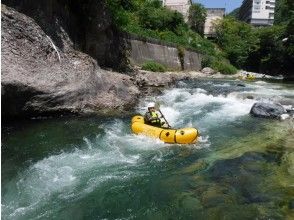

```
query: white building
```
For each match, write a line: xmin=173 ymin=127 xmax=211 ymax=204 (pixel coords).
xmin=239 ymin=0 xmax=275 ymax=26
xmin=204 ymin=8 xmax=225 ymax=38
xmin=162 ymin=0 xmax=192 ymax=21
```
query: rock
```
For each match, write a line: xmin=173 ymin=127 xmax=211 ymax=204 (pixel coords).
xmin=1 ymin=5 xmax=139 ymax=120
xmin=201 ymin=67 xmax=216 ymax=75
xmin=2 ymin=0 xmax=129 ymax=71
xmin=250 ymin=102 xmax=286 ymax=119
xmin=246 ymin=95 xmax=254 ymax=99
xmin=237 ymin=84 xmax=246 ymax=87
xmin=133 ymin=70 xmax=178 ymax=95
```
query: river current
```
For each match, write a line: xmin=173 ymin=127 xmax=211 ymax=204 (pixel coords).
xmin=2 ymin=78 xmax=294 ymax=219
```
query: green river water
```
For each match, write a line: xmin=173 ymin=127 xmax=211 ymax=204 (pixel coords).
xmin=2 ymin=78 xmax=294 ymax=220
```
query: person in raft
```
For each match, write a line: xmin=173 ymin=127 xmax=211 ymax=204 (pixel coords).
xmin=144 ymin=102 xmax=169 ymax=128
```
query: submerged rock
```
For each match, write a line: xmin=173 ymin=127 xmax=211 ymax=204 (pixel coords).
xmin=250 ymin=102 xmax=286 ymax=119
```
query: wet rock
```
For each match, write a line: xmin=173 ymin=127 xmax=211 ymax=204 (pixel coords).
xmin=200 ymin=186 xmax=237 ymax=208
xmin=237 ymin=83 xmax=246 ymax=87
xmin=180 ymin=160 xmax=208 ymax=174
xmin=250 ymin=102 xmax=286 ymax=119
xmin=180 ymin=195 xmax=202 ymax=210
xmin=206 ymin=152 xmax=284 ymax=205
xmin=246 ymin=95 xmax=254 ymax=99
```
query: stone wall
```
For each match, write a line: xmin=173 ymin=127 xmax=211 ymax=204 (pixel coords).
xmin=125 ymin=34 xmax=202 ymax=71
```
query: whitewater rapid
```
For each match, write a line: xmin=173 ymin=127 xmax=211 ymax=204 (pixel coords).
xmin=2 ymin=79 xmax=294 ymax=219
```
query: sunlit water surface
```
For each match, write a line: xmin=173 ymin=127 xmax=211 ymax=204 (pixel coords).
xmin=2 ymin=79 xmax=294 ymax=219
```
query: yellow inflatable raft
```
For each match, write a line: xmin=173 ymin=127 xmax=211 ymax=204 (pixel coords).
xmin=131 ymin=115 xmax=199 ymax=144
xmin=246 ymin=75 xmax=256 ymax=80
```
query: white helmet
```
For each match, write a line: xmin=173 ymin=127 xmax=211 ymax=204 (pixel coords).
xmin=147 ymin=102 xmax=155 ymax=109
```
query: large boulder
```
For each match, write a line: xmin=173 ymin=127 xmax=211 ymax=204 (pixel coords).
xmin=2 ymin=0 xmax=129 ymax=71
xmin=1 ymin=5 xmax=139 ymax=120
xmin=201 ymin=67 xmax=216 ymax=75
xmin=250 ymin=102 xmax=286 ymax=119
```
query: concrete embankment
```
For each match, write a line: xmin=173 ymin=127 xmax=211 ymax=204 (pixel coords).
xmin=125 ymin=34 xmax=202 ymax=71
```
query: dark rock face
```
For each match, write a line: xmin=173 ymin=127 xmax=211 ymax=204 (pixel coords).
xmin=250 ymin=102 xmax=286 ymax=119
xmin=2 ymin=0 xmax=129 ymax=71
xmin=1 ymin=5 xmax=139 ymax=120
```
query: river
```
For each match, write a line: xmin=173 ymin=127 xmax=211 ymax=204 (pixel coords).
xmin=2 ymin=78 xmax=294 ymax=219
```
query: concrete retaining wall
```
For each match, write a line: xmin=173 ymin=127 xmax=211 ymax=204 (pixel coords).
xmin=125 ymin=34 xmax=202 ymax=71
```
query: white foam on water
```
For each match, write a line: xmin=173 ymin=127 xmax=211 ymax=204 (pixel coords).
xmin=155 ymin=87 xmax=256 ymax=129
xmin=249 ymin=82 xmax=294 ymax=96
xmin=4 ymin=79 xmax=293 ymax=219
xmin=254 ymin=80 xmax=268 ymax=85
xmin=3 ymin=127 xmax=145 ymax=219
xmin=204 ymin=93 xmax=255 ymax=121
xmin=214 ymin=82 xmax=231 ymax=87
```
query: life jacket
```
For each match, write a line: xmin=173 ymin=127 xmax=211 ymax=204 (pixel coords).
xmin=150 ymin=112 xmax=159 ymax=124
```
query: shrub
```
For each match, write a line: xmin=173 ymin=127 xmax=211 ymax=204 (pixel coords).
xmin=177 ymin=46 xmax=185 ymax=70
xmin=211 ymin=60 xmax=237 ymax=75
xmin=141 ymin=61 xmax=167 ymax=72
xmin=138 ymin=5 xmax=185 ymax=32
xmin=201 ymin=55 xmax=213 ymax=67
xmin=188 ymin=3 xmax=207 ymax=36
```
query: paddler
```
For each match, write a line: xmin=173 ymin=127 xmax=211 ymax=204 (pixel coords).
xmin=144 ymin=102 xmax=169 ymax=128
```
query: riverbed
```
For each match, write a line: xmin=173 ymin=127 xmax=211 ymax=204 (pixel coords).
xmin=2 ymin=78 xmax=294 ymax=219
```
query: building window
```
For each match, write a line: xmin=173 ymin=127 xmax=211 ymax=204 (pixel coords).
xmin=265 ymin=6 xmax=275 ymax=10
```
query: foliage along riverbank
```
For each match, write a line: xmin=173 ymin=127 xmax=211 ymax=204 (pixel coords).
xmin=106 ymin=0 xmax=238 ymax=75
xmin=106 ymin=0 xmax=293 ymax=79
xmin=215 ymin=0 xmax=293 ymax=78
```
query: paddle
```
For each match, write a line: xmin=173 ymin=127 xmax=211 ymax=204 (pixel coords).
xmin=155 ymin=102 xmax=172 ymax=128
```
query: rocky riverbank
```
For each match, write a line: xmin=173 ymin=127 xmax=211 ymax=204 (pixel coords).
xmin=1 ymin=4 xmax=191 ymax=121
xmin=1 ymin=2 xmax=288 ymax=122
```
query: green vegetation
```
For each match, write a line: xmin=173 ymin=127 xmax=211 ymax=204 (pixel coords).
xmin=188 ymin=3 xmax=207 ymax=36
xmin=106 ymin=0 xmax=293 ymax=77
xmin=202 ymin=56 xmax=237 ymax=74
xmin=177 ymin=46 xmax=185 ymax=70
xmin=106 ymin=0 xmax=236 ymax=73
xmin=274 ymin=0 xmax=293 ymax=25
xmin=214 ymin=0 xmax=293 ymax=77
xmin=227 ymin=8 xmax=240 ymax=19
xmin=214 ymin=17 xmax=259 ymax=69
xmin=141 ymin=60 xmax=167 ymax=72
xmin=211 ymin=59 xmax=238 ymax=75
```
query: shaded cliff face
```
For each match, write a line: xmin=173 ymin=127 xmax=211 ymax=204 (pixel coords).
xmin=1 ymin=4 xmax=139 ymax=121
xmin=2 ymin=0 xmax=129 ymax=71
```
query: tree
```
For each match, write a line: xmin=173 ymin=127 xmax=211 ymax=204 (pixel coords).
xmin=274 ymin=0 xmax=294 ymax=25
xmin=227 ymin=7 xmax=240 ymax=19
xmin=215 ymin=17 xmax=259 ymax=68
xmin=188 ymin=3 xmax=207 ymax=36
xmin=138 ymin=3 xmax=185 ymax=33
